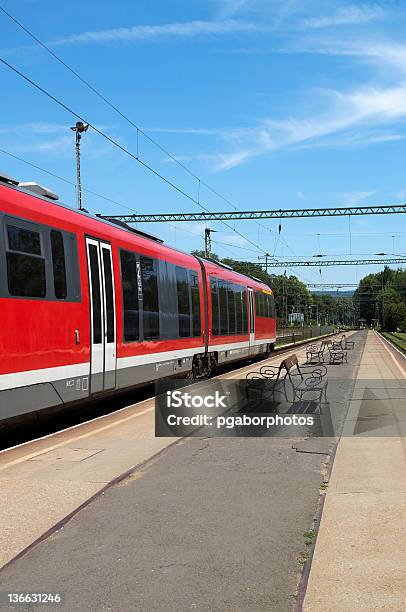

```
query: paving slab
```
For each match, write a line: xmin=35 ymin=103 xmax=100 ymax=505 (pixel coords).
xmin=303 ymin=331 xmax=406 ymax=612
xmin=0 ymin=334 xmax=348 ymax=569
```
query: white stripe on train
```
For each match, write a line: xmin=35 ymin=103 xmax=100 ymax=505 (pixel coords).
xmin=0 ymin=337 xmax=276 ymax=391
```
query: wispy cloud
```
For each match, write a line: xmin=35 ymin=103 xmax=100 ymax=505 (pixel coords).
xmin=303 ymin=4 xmax=384 ymax=29
xmin=340 ymin=190 xmax=376 ymax=205
xmin=207 ymin=84 xmax=406 ymax=170
xmin=0 ymin=122 xmax=68 ymax=135
xmin=215 ymin=0 xmax=253 ymax=18
xmin=50 ymin=19 xmax=263 ymax=46
xmin=6 ymin=136 xmax=73 ymax=155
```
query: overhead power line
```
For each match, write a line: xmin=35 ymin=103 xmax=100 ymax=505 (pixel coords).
xmin=0 ymin=5 xmax=328 ymax=287
xmin=0 ymin=4 xmax=242 ymax=210
xmin=0 ymin=6 xmax=283 ymax=253
xmin=99 ymin=204 xmax=406 ymax=223
xmin=0 ymin=57 xmax=270 ymax=257
xmin=256 ymin=258 xmax=406 ymax=268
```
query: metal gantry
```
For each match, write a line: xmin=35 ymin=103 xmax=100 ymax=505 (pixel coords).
xmin=305 ymin=283 xmax=358 ymax=288
xmin=98 ymin=203 xmax=406 ymax=223
xmin=257 ymin=258 xmax=406 ymax=267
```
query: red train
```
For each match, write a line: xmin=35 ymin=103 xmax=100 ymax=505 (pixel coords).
xmin=0 ymin=171 xmax=276 ymax=424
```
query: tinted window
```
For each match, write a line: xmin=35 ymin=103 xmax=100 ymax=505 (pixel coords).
xmin=256 ymin=292 xmax=263 ymax=317
xmin=8 ymin=225 xmax=41 ymax=255
xmin=88 ymin=244 xmax=102 ymax=344
xmin=235 ymin=286 xmax=243 ymax=334
xmin=219 ymin=280 xmax=228 ymax=336
xmin=6 ymin=253 xmax=46 ymax=298
xmin=6 ymin=224 xmax=46 ymax=298
xmin=210 ymin=277 xmax=220 ymax=336
xmin=242 ymin=289 xmax=248 ymax=332
xmin=50 ymin=230 xmax=67 ymax=299
xmin=268 ymin=294 xmax=275 ymax=318
xmin=227 ymin=283 xmax=236 ymax=335
xmin=141 ymin=256 xmax=159 ymax=340
xmin=102 ymin=248 xmax=115 ymax=343
xmin=176 ymin=266 xmax=191 ymax=337
xmin=255 ymin=291 xmax=274 ymax=318
xmin=190 ymin=271 xmax=201 ymax=337
xmin=120 ymin=250 xmax=139 ymax=342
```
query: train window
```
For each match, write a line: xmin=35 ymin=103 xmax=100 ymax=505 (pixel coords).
xmin=268 ymin=294 xmax=275 ymax=318
xmin=6 ymin=224 xmax=46 ymax=298
xmin=88 ymin=244 xmax=102 ymax=344
xmin=210 ymin=277 xmax=220 ymax=336
xmin=242 ymin=289 xmax=248 ymax=332
xmin=140 ymin=256 xmax=159 ymax=340
xmin=120 ymin=250 xmax=139 ymax=342
xmin=7 ymin=225 xmax=41 ymax=256
xmin=235 ymin=286 xmax=243 ymax=334
xmin=102 ymin=248 xmax=115 ymax=343
xmin=190 ymin=271 xmax=201 ymax=337
xmin=254 ymin=291 xmax=274 ymax=318
xmin=255 ymin=291 xmax=264 ymax=317
xmin=176 ymin=266 xmax=191 ymax=337
xmin=219 ymin=280 xmax=228 ymax=336
xmin=227 ymin=283 xmax=236 ymax=335
xmin=50 ymin=230 xmax=67 ymax=299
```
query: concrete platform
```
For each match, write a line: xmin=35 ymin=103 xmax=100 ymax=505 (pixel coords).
xmin=0 ymin=332 xmax=349 ymax=570
xmin=303 ymin=331 xmax=406 ymax=612
xmin=0 ymin=331 xmax=366 ymax=611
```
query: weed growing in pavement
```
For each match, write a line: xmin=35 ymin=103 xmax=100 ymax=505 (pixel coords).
xmin=304 ymin=530 xmax=315 ymax=546
xmin=298 ymin=551 xmax=310 ymax=566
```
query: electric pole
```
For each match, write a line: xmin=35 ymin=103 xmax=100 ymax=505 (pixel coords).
xmin=70 ymin=121 xmax=89 ymax=210
xmin=258 ymin=253 xmax=271 ymax=273
xmin=204 ymin=228 xmax=216 ymax=258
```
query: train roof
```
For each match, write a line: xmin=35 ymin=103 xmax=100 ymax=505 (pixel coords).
xmin=0 ymin=176 xmax=271 ymax=292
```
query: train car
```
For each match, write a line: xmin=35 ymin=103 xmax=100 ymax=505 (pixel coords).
xmin=0 ymin=171 xmax=276 ymax=425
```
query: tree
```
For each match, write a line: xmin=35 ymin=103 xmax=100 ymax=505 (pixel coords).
xmin=383 ymin=303 xmax=406 ymax=331
xmin=354 ymin=266 xmax=406 ymax=329
xmin=191 ymin=249 xmax=219 ymax=261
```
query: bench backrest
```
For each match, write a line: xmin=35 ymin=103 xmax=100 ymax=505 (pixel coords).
xmin=279 ymin=354 xmax=302 ymax=380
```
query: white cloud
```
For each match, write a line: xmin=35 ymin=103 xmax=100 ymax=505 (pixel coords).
xmin=0 ymin=122 xmax=67 ymax=135
xmin=279 ymin=37 xmax=406 ymax=75
xmin=215 ymin=0 xmax=253 ymax=18
xmin=340 ymin=191 xmax=376 ymax=205
xmin=7 ymin=136 xmax=73 ymax=154
xmin=50 ymin=19 xmax=262 ymax=46
xmin=303 ymin=4 xmax=384 ymax=29
xmin=209 ymin=84 xmax=406 ymax=170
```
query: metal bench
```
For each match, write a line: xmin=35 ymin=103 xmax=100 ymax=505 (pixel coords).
xmin=305 ymin=343 xmax=325 ymax=364
xmin=246 ymin=354 xmax=328 ymax=408
xmin=328 ymin=340 xmax=348 ymax=364
xmin=245 ymin=361 xmax=288 ymax=405
xmin=282 ymin=354 xmax=328 ymax=406
xmin=341 ymin=334 xmax=355 ymax=350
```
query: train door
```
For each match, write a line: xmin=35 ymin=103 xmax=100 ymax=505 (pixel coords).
xmin=247 ymin=288 xmax=255 ymax=354
xmin=86 ymin=238 xmax=117 ymax=393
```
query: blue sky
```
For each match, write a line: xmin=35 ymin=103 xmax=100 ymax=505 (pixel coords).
xmin=1 ymin=0 xmax=406 ymax=287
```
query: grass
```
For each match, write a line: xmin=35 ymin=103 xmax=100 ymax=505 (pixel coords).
xmin=382 ymin=332 xmax=406 ymax=353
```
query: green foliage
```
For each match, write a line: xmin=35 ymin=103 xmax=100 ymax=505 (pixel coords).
xmin=191 ymin=249 xmax=220 ymax=261
xmin=354 ymin=266 xmax=406 ymax=330
xmin=383 ymin=303 xmax=406 ymax=332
